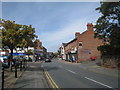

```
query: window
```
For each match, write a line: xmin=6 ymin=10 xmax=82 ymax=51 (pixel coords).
xmin=79 ymin=42 xmax=82 ymax=46
xmin=79 ymin=42 xmax=83 ymax=49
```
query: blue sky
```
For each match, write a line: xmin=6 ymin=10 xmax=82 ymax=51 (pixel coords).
xmin=2 ymin=2 xmax=101 ymax=52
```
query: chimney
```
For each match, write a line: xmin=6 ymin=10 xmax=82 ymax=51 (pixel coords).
xmin=87 ymin=23 xmax=94 ymax=31
xmin=75 ymin=32 xmax=80 ymax=38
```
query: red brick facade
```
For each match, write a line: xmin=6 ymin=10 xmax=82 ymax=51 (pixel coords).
xmin=65 ymin=23 xmax=104 ymax=62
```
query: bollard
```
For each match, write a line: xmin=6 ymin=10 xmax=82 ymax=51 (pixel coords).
xmin=26 ymin=59 xmax=27 ymax=67
xmin=23 ymin=60 xmax=25 ymax=69
xmin=23 ymin=60 xmax=25 ymax=71
xmin=2 ymin=66 xmax=4 ymax=90
xmin=15 ymin=62 xmax=17 ymax=78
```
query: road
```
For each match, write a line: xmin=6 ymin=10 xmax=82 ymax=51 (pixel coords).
xmin=42 ymin=58 xmax=119 ymax=89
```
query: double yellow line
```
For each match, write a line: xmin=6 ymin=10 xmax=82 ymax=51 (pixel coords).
xmin=44 ymin=69 xmax=60 ymax=90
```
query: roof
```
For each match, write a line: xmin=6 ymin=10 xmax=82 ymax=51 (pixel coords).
xmin=66 ymin=38 xmax=77 ymax=46
xmin=64 ymin=23 xmax=95 ymax=47
xmin=62 ymin=43 xmax=67 ymax=46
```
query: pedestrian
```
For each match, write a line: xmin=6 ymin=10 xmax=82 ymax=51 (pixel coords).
xmin=72 ymin=56 xmax=75 ymax=62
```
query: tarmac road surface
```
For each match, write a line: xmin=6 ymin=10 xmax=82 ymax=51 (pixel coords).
xmin=42 ymin=58 xmax=119 ymax=89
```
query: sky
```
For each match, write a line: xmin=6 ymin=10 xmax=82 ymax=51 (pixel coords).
xmin=2 ymin=1 xmax=101 ymax=52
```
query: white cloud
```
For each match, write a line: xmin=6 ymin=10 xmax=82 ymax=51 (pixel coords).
xmin=39 ymin=18 xmax=89 ymax=52
xmin=40 ymin=18 xmax=87 ymax=43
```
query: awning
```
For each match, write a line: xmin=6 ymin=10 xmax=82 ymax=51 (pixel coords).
xmin=9 ymin=53 xmax=26 ymax=56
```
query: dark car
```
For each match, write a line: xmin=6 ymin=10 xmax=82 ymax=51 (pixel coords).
xmin=0 ymin=56 xmax=9 ymax=68
xmin=45 ymin=58 xmax=51 ymax=62
xmin=45 ymin=55 xmax=51 ymax=62
xmin=13 ymin=57 xmax=21 ymax=66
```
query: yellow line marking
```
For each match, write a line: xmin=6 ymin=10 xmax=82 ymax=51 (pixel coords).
xmin=44 ymin=69 xmax=60 ymax=90
xmin=45 ymin=71 xmax=55 ymax=88
xmin=46 ymin=72 xmax=59 ymax=89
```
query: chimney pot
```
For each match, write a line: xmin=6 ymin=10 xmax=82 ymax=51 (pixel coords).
xmin=87 ymin=23 xmax=94 ymax=31
xmin=75 ymin=32 xmax=80 ymax=38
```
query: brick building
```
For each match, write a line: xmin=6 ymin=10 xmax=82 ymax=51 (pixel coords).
xmin=64 ymin=23 xmax=104 ymax=62
xmin=65 ymin=38 xmax=77 ymax=62
xmin=34 ymin=40 xmax=47 ymax=60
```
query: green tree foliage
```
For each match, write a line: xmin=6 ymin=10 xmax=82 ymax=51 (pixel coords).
xmin=95 ymin=2 xmax=120 ymax=55
xmin=0 ymin=19 xmax=38 ymax=70
xmin=33 ymin=39 xmax=40 ymax=49
xmin=1 ymin=19 xmax=22 ymax=70
xmin=1 ymin=20 xmax=22 ymax=50
xmin=17 ymin=25 xmax=38 ymax=49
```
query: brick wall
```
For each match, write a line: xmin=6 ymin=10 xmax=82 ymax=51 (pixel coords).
xmin=64 ymin=23 xmax=103 ymax=61
xmin=77 ymin=23 xmax=103 ymax=61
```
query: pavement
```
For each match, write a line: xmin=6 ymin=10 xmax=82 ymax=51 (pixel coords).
xmin=11 ymin=62 xmax=49 ymax=89
xmin=3 ymin=61 xmax=49 ymax=89
xmin=4 ymin=66 xmax=25 ymax=88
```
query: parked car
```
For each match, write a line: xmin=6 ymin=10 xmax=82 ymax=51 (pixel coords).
xmin=45 ymin=58 xmax=51 ymax=62
xmin=0 ymin=56 xmax=9 ymax=68
xmin=0 ymin=56 xmax=4 ymax=63
xmin=90 ymin=56 xmax=96 ymax=61
xmin=45 ymin=55 xmax=51 ymax=62
xmin=25 ymin=57 xmax=32 ymax=62
xmin=13 ymin=57 xmax=21 ymax=66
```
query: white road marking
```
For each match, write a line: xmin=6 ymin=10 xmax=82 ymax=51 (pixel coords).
xmin=66 ymin=69 xmax=76 ymax=74
xmin=85 ymin=77 xmax=113 ymax=88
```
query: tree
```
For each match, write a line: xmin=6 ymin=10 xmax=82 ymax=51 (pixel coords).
xmin=33 ymin=39 xmax=40 ymax=49
xmin=1 ymin=19 xmax=22 ymax=71
xmin=0 ymin=19 xmax=38 ymax=71
xmin=17 ymin=25 xmax=38 ymax=50
xmin=94 ymin=2 xmax=120 ymax=55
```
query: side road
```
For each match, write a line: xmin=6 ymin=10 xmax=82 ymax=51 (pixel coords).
xmin=58 ymin=59 xmax=119 ymax=78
